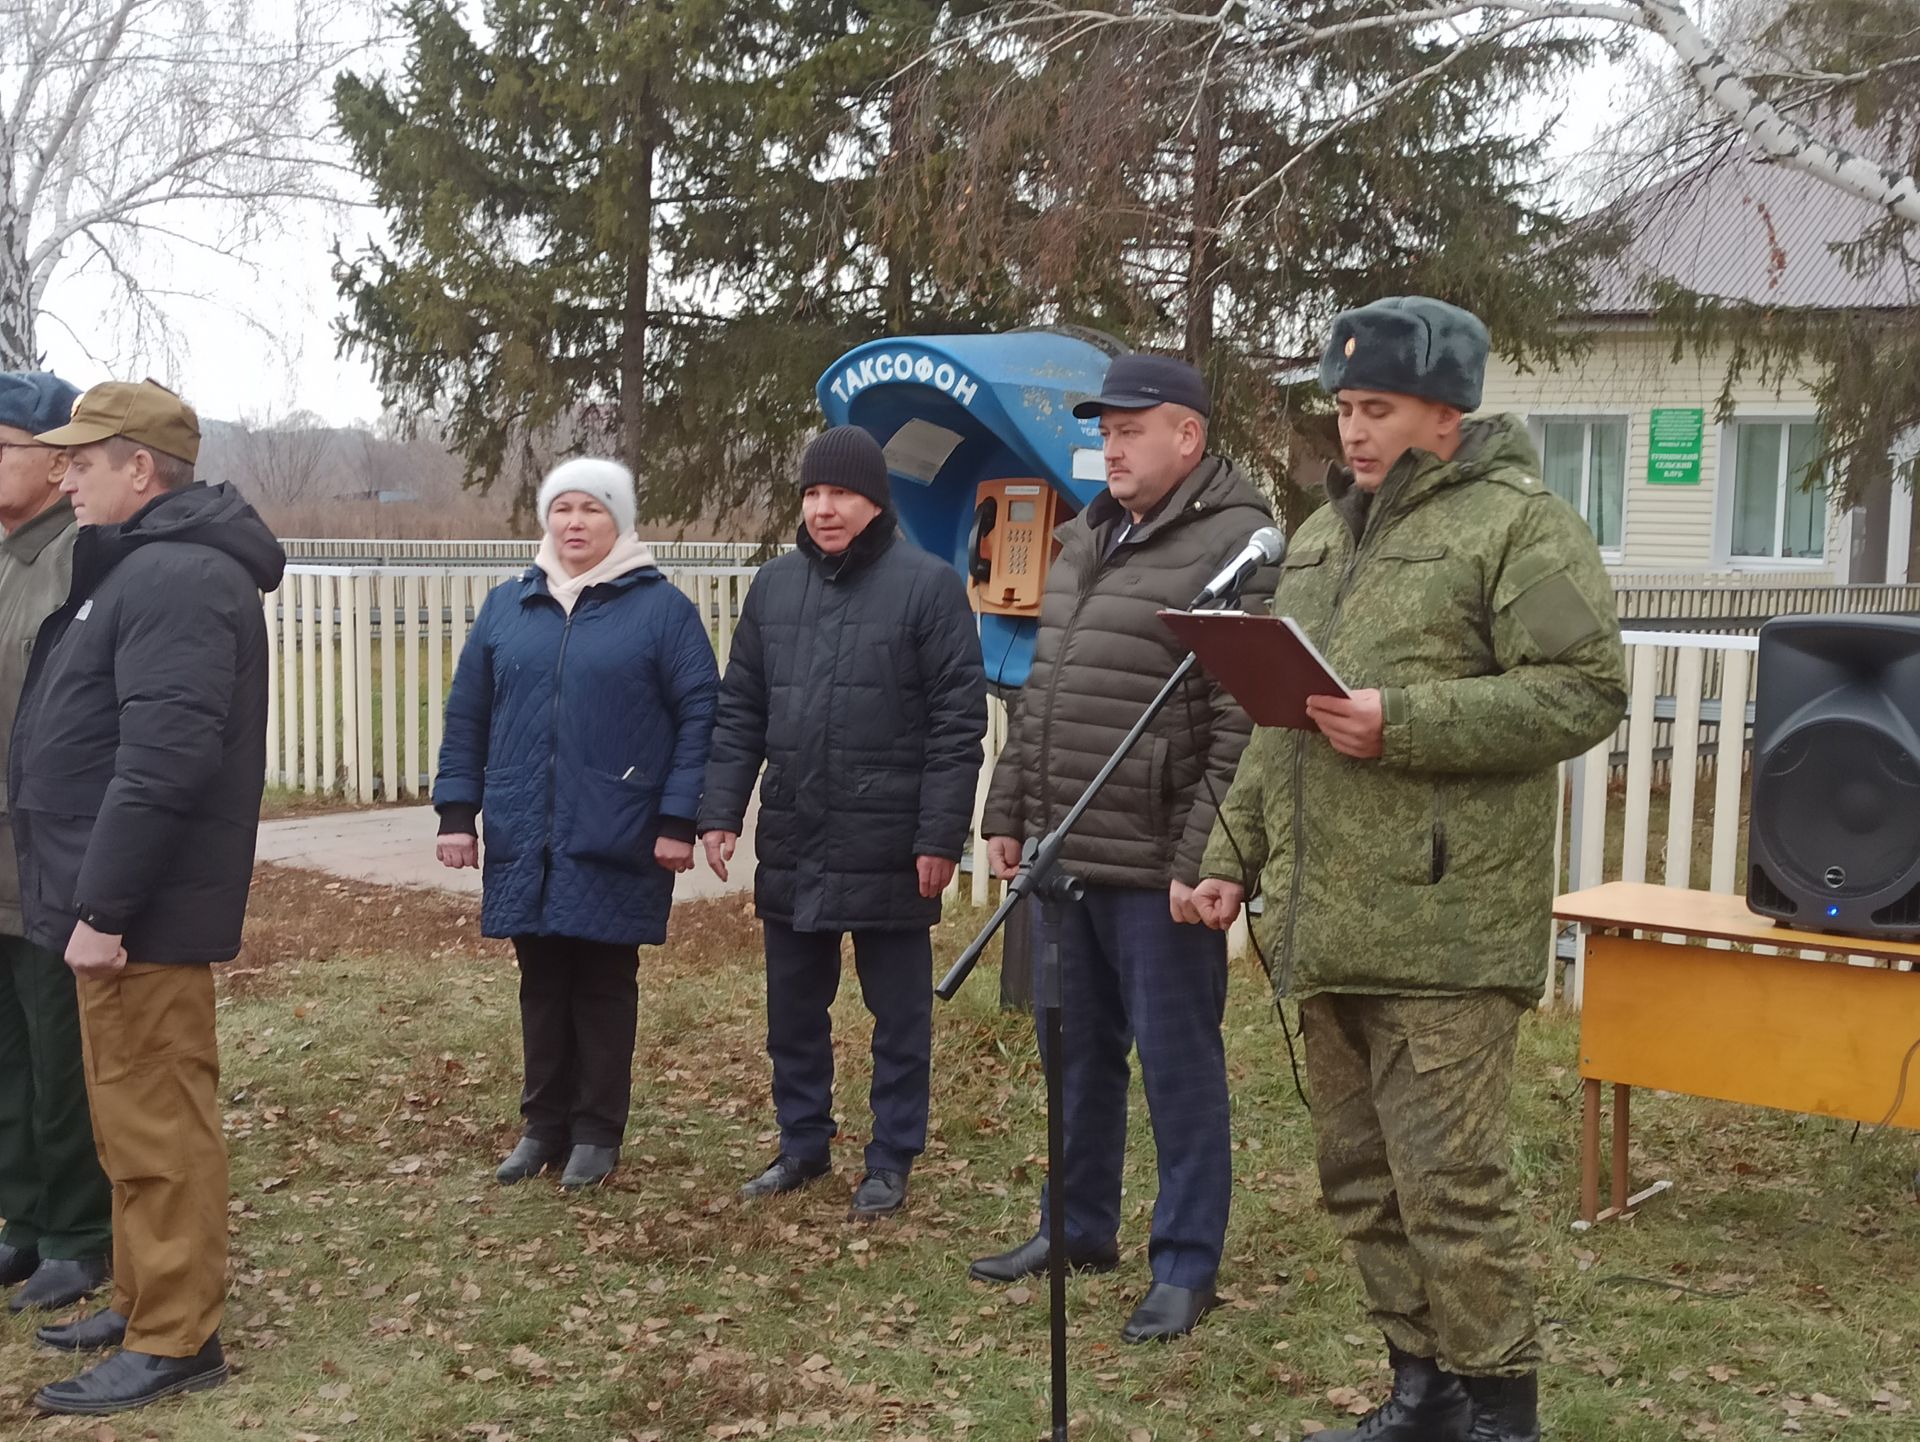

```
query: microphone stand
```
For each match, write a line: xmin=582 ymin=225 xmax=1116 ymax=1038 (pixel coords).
xmin=939 ymin=644 xmax=1207 ymax=1441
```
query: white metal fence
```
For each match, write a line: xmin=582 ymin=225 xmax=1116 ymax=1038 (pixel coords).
xmin=263 ymin=564 xmax=757 ymax=803
xmin=264 ymin=564 xmax=1766 ymax=1006
xmin=281 ymin=538 xmax=781 ymax=566
xmin=1556 ymin=631 xmax=1757 ymax=1008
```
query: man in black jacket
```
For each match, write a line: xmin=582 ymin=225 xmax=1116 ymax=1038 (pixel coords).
xmin=700 ymin=426 xmax=986 ymax=1220
xmin=14 ymin=380 xmax=285 ymax=1416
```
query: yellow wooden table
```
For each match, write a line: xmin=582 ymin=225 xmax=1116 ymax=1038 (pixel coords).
xmin=1554 ymin=883 xmax=1920 ymax=1225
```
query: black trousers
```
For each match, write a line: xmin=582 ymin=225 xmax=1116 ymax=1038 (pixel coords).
xmin=0 ymin=933 xmax=111 ymax=1260
xmin=763 ymin=922 xmax=932 ymax=1175
xmin=511 ymin=935 xmax=640 ymax=1149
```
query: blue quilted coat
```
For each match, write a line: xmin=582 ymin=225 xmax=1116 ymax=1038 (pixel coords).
xmin=434 ymin=565 xmax=718 ymax=946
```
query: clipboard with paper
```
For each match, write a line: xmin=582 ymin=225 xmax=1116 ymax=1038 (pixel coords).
xmin=1156 ymin=609 xmax=1352 ymax=730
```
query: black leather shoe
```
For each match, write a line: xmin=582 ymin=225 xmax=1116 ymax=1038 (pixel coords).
xmin=495 ymin=1137 xmax=565 ymax=1184
xmin=968 ymin=1233 xmax=1120 ymax=1284
xmin=739 ymin=1153 xmax=831 ymax=1199
xmin=34 ymin=1335 xmax=228 ymax=1415
xmin=848 ymin=1169 xmax=908 ymax=1220
xmin=37 ymin=1308 xmax=129 ymax=1353
xmin=1121 ymin=1281 xmax=1215 ymax=1343
xmin=1320 ymin=1343 xmax=1473 ymax=1440
xmin=559 ymin=1144 xmax=619 ymax=1189
xmin=1463 ymin=1372 xmax=1540 ymax=1442
xmin=0 ymin=1241 xmax=38 ymax=1287
xmin=9 ymin=1255 xmax=109 ymax=1314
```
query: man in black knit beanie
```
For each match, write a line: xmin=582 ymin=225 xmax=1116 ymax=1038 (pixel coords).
xmin=699 ymin=427 xmax=987 ymax=1220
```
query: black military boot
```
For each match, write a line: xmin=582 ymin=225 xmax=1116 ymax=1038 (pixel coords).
xmin=1463 ymin=1372 xmax=1540 ymax=1442
xmin=1319 ymin=1344 xmax=1473 ymax=1441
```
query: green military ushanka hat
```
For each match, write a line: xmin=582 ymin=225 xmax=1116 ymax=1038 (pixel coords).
xmin=1318 ymin=296 xmax=1491 ymax=412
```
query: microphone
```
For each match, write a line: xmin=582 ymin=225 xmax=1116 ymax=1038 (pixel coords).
xmin=1189 ymin=525 xmax=1286 ymax=609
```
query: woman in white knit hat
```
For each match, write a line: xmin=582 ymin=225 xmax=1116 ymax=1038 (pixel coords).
xmin=432 ymin=458 xmax=718 ymax=1189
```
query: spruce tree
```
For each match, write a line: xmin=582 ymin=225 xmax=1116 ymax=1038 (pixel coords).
xmin=336 ymin=1 xmax=1626 ymax=526
xmin=336 ymin=0 xmax=839 ymax=518
xmin=876 ymin=3 xmax=1625 ymax=528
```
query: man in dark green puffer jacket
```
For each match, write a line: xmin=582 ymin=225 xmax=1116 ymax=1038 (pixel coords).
xmin=1193 ymin=298 xmax=1626 ymax=1442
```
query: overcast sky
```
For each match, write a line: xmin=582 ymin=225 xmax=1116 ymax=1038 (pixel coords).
xmin=35 ymin=24 xmax=1636 ymax=430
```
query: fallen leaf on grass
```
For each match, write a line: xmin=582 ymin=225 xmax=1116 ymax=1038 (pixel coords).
xmin=1326 ymin=1386 xmax=1372 ymax=1415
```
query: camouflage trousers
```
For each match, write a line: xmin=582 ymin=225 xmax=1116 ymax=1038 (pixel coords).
xmin=1300 ymin=990 xmax=1541 ymax=1377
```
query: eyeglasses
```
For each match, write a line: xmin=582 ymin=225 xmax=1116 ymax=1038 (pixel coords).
xmin=0 ymin=442 xmax=56 ymax=455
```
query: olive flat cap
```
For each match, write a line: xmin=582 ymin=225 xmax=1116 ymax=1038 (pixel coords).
xmin=1318 ymin=296 xmax=1490 ymax=413
xmin=36 ymin=377 xmax=201 ymax=465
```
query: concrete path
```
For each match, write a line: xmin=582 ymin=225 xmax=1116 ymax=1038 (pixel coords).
xmin=254 ymin=801 xmax=758 ymax=902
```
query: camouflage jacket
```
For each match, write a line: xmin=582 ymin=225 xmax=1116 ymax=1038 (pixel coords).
xmin=1200 ymin=415 xmax=1626 ymax=1002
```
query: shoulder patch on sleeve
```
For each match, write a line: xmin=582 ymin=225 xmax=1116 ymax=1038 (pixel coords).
xmin=1506 ymin=570 xmax=1609 ymax=661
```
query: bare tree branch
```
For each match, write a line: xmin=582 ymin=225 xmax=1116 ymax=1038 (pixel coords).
xmin=0 ymin=0 xmax=374 ymax=370
xmin=959 ymin=1 xmax=1920 ymax=227
xmin=233 ymin=409 xmax=333 ymax=506
xmin=1634 ymin=0 xmax=1920 ymax=223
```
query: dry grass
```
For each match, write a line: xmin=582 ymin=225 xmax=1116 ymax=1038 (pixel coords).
xmin=2 ymin=865 xmax=1917 ymax=1441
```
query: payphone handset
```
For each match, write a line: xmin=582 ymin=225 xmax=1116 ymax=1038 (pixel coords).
xmin=967 ymin=479 xmax=1060 ymax=617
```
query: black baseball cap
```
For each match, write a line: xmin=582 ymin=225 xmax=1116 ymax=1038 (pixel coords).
xmin=1070 ymin=353 xmax=1212 ymax=419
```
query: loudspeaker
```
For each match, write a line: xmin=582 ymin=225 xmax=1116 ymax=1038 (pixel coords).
xmin=1748 ymin=614 xmax=1920 ymax=934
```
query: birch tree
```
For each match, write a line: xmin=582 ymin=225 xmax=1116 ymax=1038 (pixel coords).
xmin=0 ymin=0 xmax=359 ymax=372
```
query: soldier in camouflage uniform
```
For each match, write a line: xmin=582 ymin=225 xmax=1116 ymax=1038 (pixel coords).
xmin=1191 ymin=297 xmax=1627 ymax=1442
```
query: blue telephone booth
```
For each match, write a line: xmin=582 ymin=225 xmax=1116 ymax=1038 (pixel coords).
xmin=815 ymin=330 xmax=1122 ymax=689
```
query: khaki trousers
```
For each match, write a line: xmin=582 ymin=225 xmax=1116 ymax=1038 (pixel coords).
xmin=75 ymin=961 xmax=226 ymax=1356
xmin=1301 ymin=990 xmax=1541 ymax=1377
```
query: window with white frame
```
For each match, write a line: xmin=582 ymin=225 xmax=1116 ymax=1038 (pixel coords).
xmin=1532 ymin=416 xmax=1624 ymax=551
xmin=1729 ymin=419 xmax=1826 ymax=561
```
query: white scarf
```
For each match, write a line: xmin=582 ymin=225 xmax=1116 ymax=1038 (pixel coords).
xmin=534 ymin=531 xmax=658 ymax=614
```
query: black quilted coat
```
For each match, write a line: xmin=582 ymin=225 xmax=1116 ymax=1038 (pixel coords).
xmin=698 ymin=512 xmax=987 ymax=931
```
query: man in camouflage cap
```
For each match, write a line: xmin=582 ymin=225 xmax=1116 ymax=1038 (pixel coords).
xmin=1191 ymin=297 xmax=1626 ymax=1441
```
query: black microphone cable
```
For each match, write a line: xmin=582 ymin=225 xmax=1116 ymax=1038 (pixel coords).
xmin=1179 ymin=672 xmax=1311 ymax=1114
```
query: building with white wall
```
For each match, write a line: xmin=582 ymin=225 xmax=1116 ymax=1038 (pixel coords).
xmin=1478 ymin=150 xmax=1915 ymax=582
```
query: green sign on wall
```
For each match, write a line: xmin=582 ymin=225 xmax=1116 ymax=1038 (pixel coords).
xmin=1647 ymin=407 xmax=1705 ymax=486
